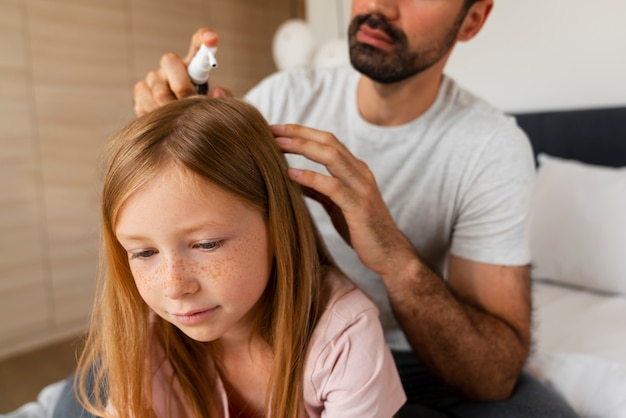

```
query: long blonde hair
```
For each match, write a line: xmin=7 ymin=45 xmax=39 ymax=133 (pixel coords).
xmin=76 ymin=97 xmax=336 ymax=417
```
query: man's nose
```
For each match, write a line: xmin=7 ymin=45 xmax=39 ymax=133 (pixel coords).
xmin=366 ymin=0 xmax=399 ymax=20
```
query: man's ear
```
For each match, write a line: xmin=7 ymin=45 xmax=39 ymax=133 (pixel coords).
xmin=458 ymin=0 xmax=493 ymax=42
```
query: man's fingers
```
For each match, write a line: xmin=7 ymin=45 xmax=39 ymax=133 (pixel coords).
xmin=301 ymin=185 xmax=352 ymax=245
xmin=133 ymin=79 xmax=160 ymax=116
xmin=288 ymin=167 xmax=360 ymax=212
xmin=145 ymin=68 xmax=176 ymax=105
xmin=184 ymin=28 xmax=220 ymax=63
xmin=133 ymin=29 xmax=223 ymax=117
xmin=300 ymin=183 xmax=335 ymax=212
xmin=273 ymin=124 xmax=347 ymax=148
xmin=160 ymin=53 xmax=198 ymax=99
xmin=273 ymin=124 xmax=357 ymax=171
xmin=276 ymin=133 xmax=366 ymax=192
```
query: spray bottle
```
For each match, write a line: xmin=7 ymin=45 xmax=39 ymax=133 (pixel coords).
xmin=187 ymin=44 xmax=218 ymax=95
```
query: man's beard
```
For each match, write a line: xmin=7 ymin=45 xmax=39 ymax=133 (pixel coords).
xmin=348 ymin=12 xmax=466 ymax=84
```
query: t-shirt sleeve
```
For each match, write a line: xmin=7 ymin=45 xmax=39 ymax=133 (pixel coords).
xmin=304 ymin=299 xmax=406 ymax=417
xmin=450 ymin=120 xmax=536 ymax=266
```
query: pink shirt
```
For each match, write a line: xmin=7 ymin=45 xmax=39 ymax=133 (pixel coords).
xmin=148 ymin=272 xmax=406 ymax=417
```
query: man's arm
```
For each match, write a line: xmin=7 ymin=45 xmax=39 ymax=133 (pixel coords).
xmin=388 ymin=252 xmax=531 ymax=400
xmin=272 ymin=123 xmax=531 ymax=401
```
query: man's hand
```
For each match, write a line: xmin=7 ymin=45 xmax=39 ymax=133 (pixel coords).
xmin=272 ymin=123 xmax=531 ymax=401
xmin=272 ymin=123 xmax=415 ymax=279
xmin=133 ymin=28 xmax=231 ymax=116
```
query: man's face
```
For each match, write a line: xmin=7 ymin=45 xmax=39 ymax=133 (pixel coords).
xmin=349 ymin=0 xmax=470 ymax=83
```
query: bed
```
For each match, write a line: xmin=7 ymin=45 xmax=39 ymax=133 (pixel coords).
xmin=515 ymin=106 xmax=626 ymax=418
xmin=3 ymin=107 xmax=625 ymax=418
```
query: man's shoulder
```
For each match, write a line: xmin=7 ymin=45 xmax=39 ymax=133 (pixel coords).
xmin=436 ymin=76 xmax=528 ymax=143
xmin=441 ymin=77 xmax=512 ymax=123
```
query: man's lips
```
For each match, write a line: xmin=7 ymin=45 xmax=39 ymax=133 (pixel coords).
xmin=357 ymin=24 xmax=394 ymax=49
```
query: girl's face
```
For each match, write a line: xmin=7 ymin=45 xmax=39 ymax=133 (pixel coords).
xmin=115 ymin=165 xmax=273 ymax=344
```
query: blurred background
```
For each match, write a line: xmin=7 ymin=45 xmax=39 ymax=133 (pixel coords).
xmin=2 ymin=0 xmax=625 ymax=412
xmin=0 ymin=0 xmax=304 ymax=411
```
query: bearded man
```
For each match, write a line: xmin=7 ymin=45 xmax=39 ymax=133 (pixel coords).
xmin=133 ymin=1 xmax=579 ymax=416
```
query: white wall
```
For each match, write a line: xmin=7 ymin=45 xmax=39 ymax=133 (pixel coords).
xmin=439 ymin=0 xmax=626 ymax=113
xmin=306 ymin=0 xmax=626 ymax=113
xmin=305 ymin=0 xmax=350 ymax=44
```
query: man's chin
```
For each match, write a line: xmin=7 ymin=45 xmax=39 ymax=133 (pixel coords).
xmin=350 ymin=58 xmax=406 ymax=84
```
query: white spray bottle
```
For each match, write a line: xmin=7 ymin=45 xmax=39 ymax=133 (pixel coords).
xmin=187 ymin=44 xmax=218 ymax=95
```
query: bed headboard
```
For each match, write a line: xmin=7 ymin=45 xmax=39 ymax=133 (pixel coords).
xmin=513 ymin=106 xmax=626 ymax=167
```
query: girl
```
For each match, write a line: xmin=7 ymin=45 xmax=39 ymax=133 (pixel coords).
xmin=74 ymin=97 xmax=405 ymax=417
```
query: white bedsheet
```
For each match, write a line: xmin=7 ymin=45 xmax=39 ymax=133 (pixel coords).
xmin=526 ymin=280 xmax=626 ymax=418
xmin=1 ymin=379 xmax=65 ymax=418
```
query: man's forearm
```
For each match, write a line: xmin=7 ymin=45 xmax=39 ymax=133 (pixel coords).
xmin=383 ymin=256 xmax=530 ymax=401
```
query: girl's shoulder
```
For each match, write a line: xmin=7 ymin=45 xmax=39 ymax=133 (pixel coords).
xmin=322 ymin=270 xmax=379 ymax=321
xmin=310 ymin=270 xmax=382 ymax=349
xmin=303 ymin=271 xmax=406 ymax=417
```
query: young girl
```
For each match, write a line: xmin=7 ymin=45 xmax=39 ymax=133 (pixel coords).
xmin=74 ymin=97 xmax=405 ymax=417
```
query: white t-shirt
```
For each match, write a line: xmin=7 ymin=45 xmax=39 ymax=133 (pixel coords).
xmin=246 ymin=66 xmax=535 ymax=350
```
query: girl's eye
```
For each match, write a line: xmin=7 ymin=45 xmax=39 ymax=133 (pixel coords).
xmin=194 ymin=241 xmax=221 ymax=251
xmin=130 ymin=249 xmax=156 ymax=260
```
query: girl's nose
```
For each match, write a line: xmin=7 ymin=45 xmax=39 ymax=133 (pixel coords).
xmin=163 ymin=258 xmax=200 ymax=299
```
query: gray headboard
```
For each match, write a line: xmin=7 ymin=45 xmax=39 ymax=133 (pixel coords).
xmin=513 ymin=106 xmax=626 ymax=167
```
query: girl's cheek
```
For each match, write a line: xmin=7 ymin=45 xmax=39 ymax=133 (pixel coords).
xmin=132 ymin=263 xmax=160 ymax=293
xmin=200 ymin=256 xmax=233 ymax=284
xmin=132 ymin=270 xmax=153 ymax=293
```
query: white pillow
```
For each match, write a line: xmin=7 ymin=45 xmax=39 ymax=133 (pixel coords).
xmin=530 ymin=153 xmax=626 ymax=295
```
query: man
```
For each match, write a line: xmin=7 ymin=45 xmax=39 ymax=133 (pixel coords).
xmin=134 ymin=0 xmax=578 ymax=416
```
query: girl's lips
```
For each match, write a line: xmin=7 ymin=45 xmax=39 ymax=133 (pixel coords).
xmin=357 ymin=25 xmax=394 ymax=49
xmin=173 ymin=307 xmax=218 ymax=325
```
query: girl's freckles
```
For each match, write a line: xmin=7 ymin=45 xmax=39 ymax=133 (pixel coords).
xmin=174 ymin=256 xmax=231 ymax=283
xmin=203 ymin=257 xmax=230 ymax=281
xmin=133 ymin=271 xmax=153 ymax=292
